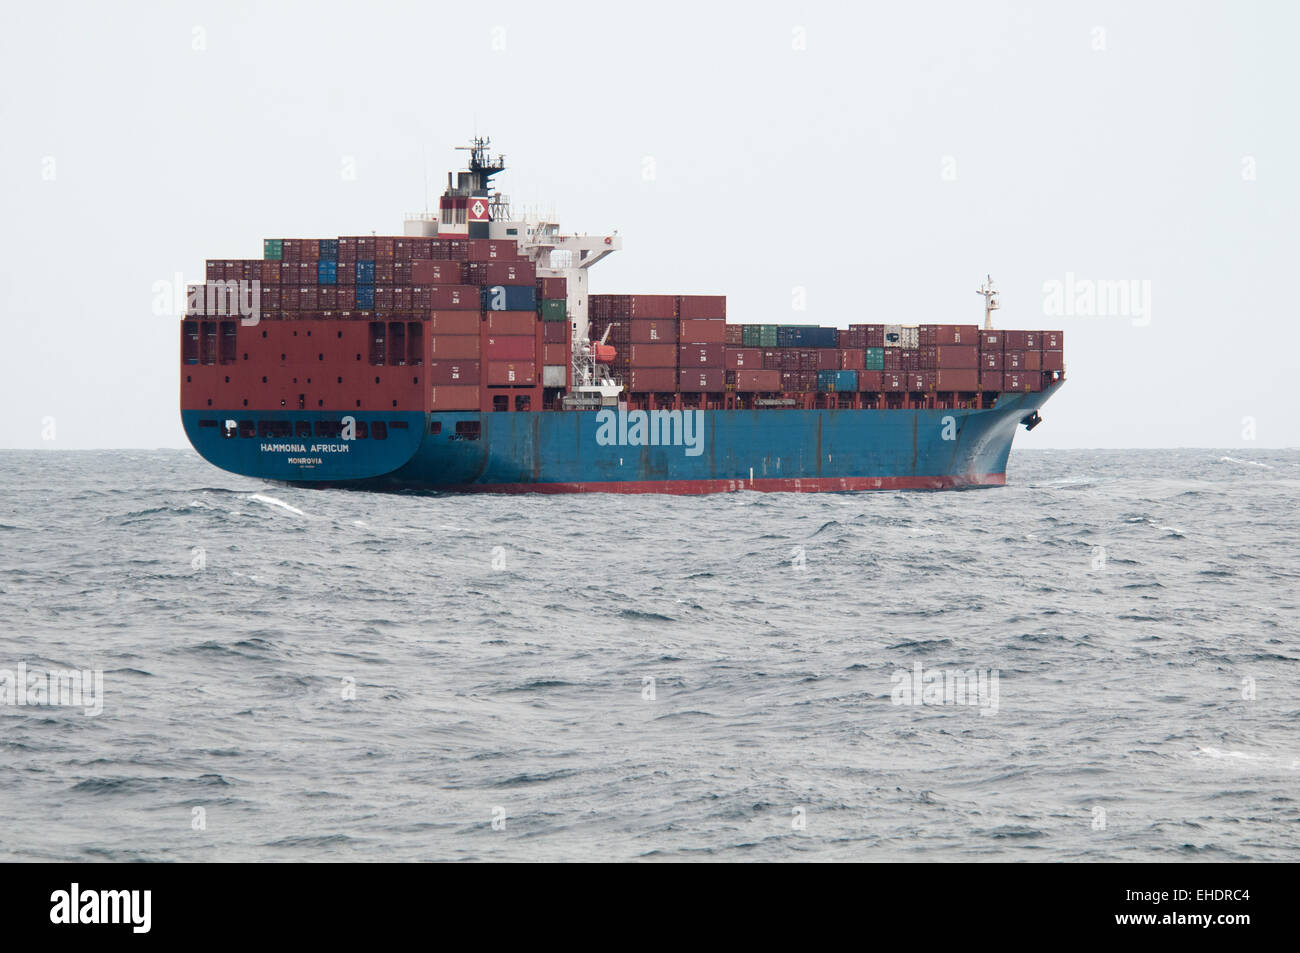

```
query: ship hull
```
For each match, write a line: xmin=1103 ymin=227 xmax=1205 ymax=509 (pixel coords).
xmin=181 ymin=383 xmax=1059 ymax=493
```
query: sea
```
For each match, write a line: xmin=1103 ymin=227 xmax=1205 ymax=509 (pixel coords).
xmin=0 ymin=448 xmax=1296 ymax=861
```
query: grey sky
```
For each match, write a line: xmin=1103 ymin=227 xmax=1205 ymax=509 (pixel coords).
xmin=2 ymin=1 xmax=1295 ymax=449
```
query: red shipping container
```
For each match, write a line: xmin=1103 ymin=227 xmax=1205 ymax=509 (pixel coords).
xmin=856 ymin=371 xmax=884 ymax=392
xmin=543 ymin=322 xmax=568 ymax=344
xmin=1003 ymin=371 xmax=1032 ymax=392
xmin=679 ymin=343 xmax=724 ymax=367
xmin=465 ymin=260 xmax=535 ymax=285
xmin=882 ymin=372 xmax=905 ymax=392
xmin=679 ymin=318 xmax=727 ymax=343
xmin=907 ymin=372 xmax=927 ymax=392
xmin=486 ymin=311 xmax=536 ymax=335
xmin=629 ymin=343 xmax=677 ymax=366
xmin=724 ymin=324 xmax=744 ymax=346
xmin=936 ymin=345 xmax=978 ymax=368
xmin=487 ymin=361 xmax=536 ymax=386
xmin=411 ymin=260 xmax=465 ymax=284
xmin=1041 ymin=350 xmax=1064 ymax=371
xmin=485 ymin=335 xmax=537 ymax=361
xmin=542 ymin=342 xmax=568 ymax=364
xmin=428 ymin=285 xmax=478 ymax=309
xmin=1005 ymin=349 xmax=1027 ymax=370
xmin=1023 ymin=331 xmax=1041 ymax=350
xmin=466 ymin=239 xmax=521 ymax=261
xmin=839 ymin=349 xmax=864 ymax=370
xmin=761 ymin=349 xmax=782 ymax=370
xmin=816 ymin=349 xmax=839 ymax=370
xmin=537 ymin=277 xmax=567 ymax=298
xmin=428 ymin=360 xmax=481 ymax=385
xmin=677 ymin=295 xmax=726 ymax=319
xmin=628 ymin=295 xmax=677 ymax=319
xmin=1004 ymin=330 xmax=1028 ymax=349
xmin=981 ymin=350 xmax=1004 ymax=370
xmin=979 ymin=370 xmax=1003 ymax=390
xmin=430 ymin=335 xmax=480 ymax=359
xmin=628 ymin=367 xmax=677 ymax=391
xmin=631 ymin=319 xmax=678 ymax=344
xmin=936 ymin=368 xmax=979 ymax=391
xmin=839 ymin=328 xmax=867 ymax=348
xmin=1022 ymin=350 xmax=1042 ymax=371
xmin=980 ymin=331 xmax=1003 ymax=350
xmin=1043 ymin=330 xmax=1064 ymax=350
xmin=431 ymin=385 xmax=479 ymax=410
xmin=375 ymin=261 xmax=396 ymax=283
xmin=726 ymin=348 xmax=763 ymax=369
xmin=735 ymin=369 xmax=781 ymax=391
xmin=428 ymin=311 xmax=481 ymax=335
xmin=680 ymin=368 xmax=725 ymax=391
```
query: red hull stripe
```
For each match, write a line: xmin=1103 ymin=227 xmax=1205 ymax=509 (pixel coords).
xmin=441 ymin=473 xmax=1007 ymax=495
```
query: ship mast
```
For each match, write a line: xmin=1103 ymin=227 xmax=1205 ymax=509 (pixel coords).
xmin=976 ymin=275 xmax=1000 ymax=330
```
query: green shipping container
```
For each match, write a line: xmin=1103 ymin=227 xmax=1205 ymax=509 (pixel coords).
xmin=742 ymin=325 xmax=761 ymax=347
xmin=540 ymin=298 xmax=567 ymax=321
xmin=745 ymin=324 xmax=778 ymax=347
xmin=263 ymin=239 xmax=283 ymax=261
xmin=865 ymin=347 xmax=885 ymax=370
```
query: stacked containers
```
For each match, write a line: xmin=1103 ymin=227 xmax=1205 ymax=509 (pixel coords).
xmin=678 ymin=296 xmax=726 ymax=392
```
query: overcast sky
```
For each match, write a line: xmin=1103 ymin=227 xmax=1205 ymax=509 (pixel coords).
xmin=2 ymin=0 xmax=1295 ymax=449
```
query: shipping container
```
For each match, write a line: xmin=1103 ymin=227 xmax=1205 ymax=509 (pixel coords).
xmin=934 ymin=324 xmax=979 ymax=346
xmin=430 ymin=385 xmax=479 ymax=410
xmin=263 ymin=239 xmax=283 ymax=261
xmin=487 ymin=361 xmax=537 ymax=386
xmin=467 ymin=238 xmax=521 ymax=261
xmin=536 ymin=277 xmax=567 ymax=299
xmin=485 ymin=335 xmax=537 ymax=361
xmin=543 ymin=321 xmax=568 ymax=344
xmin=628 ymin=294 xmax=677 ymax=319
xmin=936 ymin=345 xmax=978 ymax=368
xmin=838 ymin=348 xmax=864 ymax=370
xmin=734 ymin=369 xmax=781 ymax=391
xmin=725 ymin=348 xmax=762 ymax=369
xmin=1004 ymin=330 xmax=1027 ymax=350
xmin=481 ymin=284 xmax=536 ymax=312
xmin=486 ymin=311 xmax=537 ymax=335
xmin=817 ymin=369 xmax=858 ymax=392
xmin=542 ymin=365 xmax=567 ymax=388
xmin=936 ymin=368 xmax=979 ymax=391
xmin=980 ymin=330 xmax=1002 ymax=350
xmin=429 ymin=335 xmax=481 ymax=359
xmin=1023 ymin=350 xmax=1042 ymax=371
xmin=1005 ymin=349 xmax=1027 ymax=370
xmin=680 ymin=368 xmax=725 ymax=391
xmin=776 ymin=326 xmax=837 ymax=348
xmin=680 ymin=318 xmax=727 ymax=344
xmin=980 ymin=350 xmax=1004 ymax=371
xmin=428 ymin=285 xmax=479 ymax=309
xmin=865 ymin=347 xmax=885 ymax=371
xmin=465 ymin=260 xmax=535 ymax=285
xmin=883 ymin=324 xmax=904 ymax=347
xmin=428 ymin=360 xmax=481 ymax=386
xmin=856 ymin=370 xmax=884 ymax=392
xmin=677 ymin=295 xmax=726 ymax=319
xmin=882 ymin=371 xmax=905 ymax=391
xmin=542 ymin=342 xmax=568 ymax=365
xmin=628 ymin=367 xmax=677 ymax=391
xmin=540 ymin=299 xmax=567 ymax=321
xmin=631 ymin=319 xmax=677 ymax=343
xmin=428 ymin=311 xmax=481 ymax=335
xmin=628 ymin=343 xmax=677 ymax=366
xmin=724 ymin=324 xmax=744 ymax=346
xmin=1041 ymin=349 xmax=1064 ymax=371
xmin=1043 ymin=330 xmax=1064 ymax=350
xmin=355 ymin=260 xmax=376 ymax=284
xmin=679 ymin=343 xmax=724 ymax=367
xmin=742 ymin=324 xmax=780 ymax=348
xmin=410 ymin=260 xmax=465 ymax=284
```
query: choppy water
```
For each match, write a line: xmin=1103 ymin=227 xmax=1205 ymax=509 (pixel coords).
xmin=1 ymin=448 xmax=1297 ymax=861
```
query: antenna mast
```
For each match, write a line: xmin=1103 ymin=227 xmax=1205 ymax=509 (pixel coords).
xmin=976 ymin=275 xmax=1000 ymax=330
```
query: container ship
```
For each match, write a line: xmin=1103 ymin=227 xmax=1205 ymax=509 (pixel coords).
xmin=180 ymin=138 xmax=1064 ymax=494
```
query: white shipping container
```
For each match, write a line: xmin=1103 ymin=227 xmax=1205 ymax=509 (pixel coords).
xmin=900 ymin=326 xmax=920 ymax=348
xmin=883 ymin=324 xmax=904 ymax=348
xmin=542 ymin=364 xmax=567 ymax=387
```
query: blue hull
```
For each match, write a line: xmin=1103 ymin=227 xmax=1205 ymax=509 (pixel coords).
xmin=181 ymin=383 xmax=1060 ymax=493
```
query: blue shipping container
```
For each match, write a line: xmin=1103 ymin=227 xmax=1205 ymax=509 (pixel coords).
xmin=318 ymin=239 xmax=339 ymax=261
xmin=481 ymin=284 xmax=536 ymax=312
xmin=817 ymin=370 xmax=858 ymax=392
xmin=317 ymin=260 xmax=337 ymax=285
xmin=354 ymin=284 xmax=375 ymax=309
xmin=356 ymin=260 xmax=375 ymax=283
xmin=777 ymin=326 xmax=839 ymax=348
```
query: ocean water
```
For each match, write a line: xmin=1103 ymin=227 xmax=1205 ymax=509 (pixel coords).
xmin=0 ymin=448 xmax=1297 ymax=862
